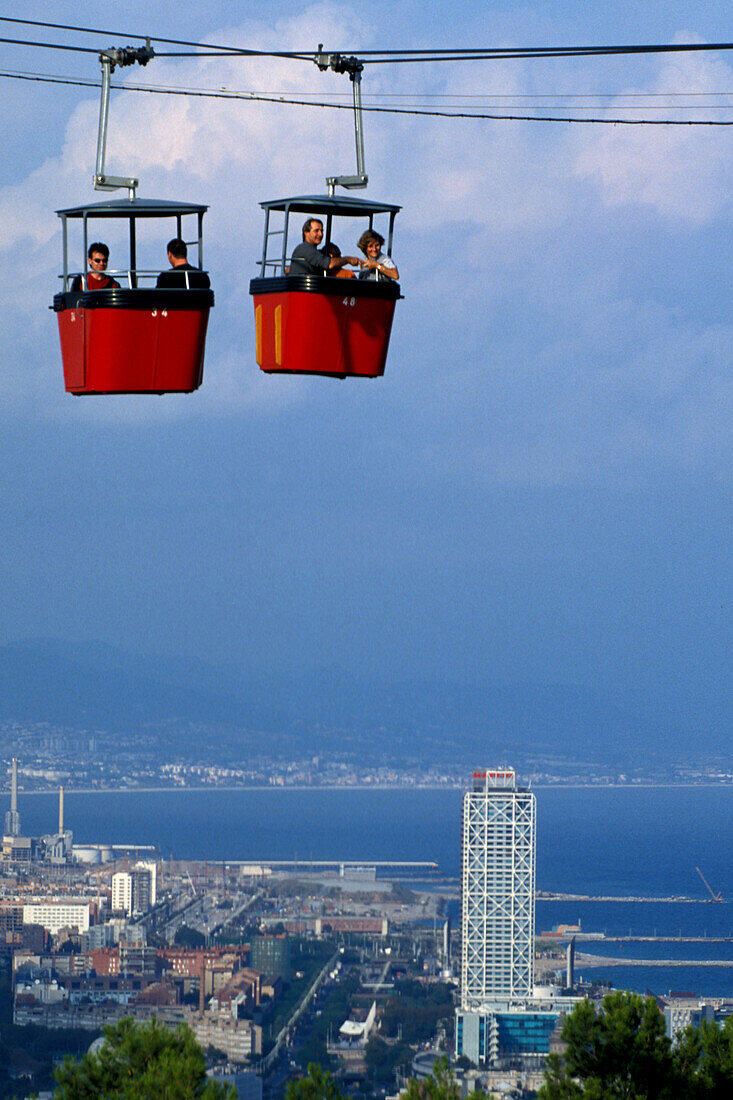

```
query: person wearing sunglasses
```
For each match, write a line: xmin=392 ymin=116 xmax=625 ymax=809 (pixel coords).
xmin=71 ymin=242 xmax=121 ymax=291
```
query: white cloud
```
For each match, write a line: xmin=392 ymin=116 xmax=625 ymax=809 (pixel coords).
xmin=573 ymin=43 xmax=733 ymax=222
xmin=0 ymin=5 xmax=731 ymax=488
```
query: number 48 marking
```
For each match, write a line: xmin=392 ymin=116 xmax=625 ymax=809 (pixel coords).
xmin=342 ymin=297 xmax=356 ymax=307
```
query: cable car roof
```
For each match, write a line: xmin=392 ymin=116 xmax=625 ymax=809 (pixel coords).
xmin=56 ymin=197 xmax=210 ymax=219
xmin=259 ymin=194 xmax=401 ymax=216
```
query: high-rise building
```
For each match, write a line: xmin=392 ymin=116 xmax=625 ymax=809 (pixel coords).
xmin=112 ymin=864 xmax=156 ymax=916
xmin=4 ymin=758 xmax=21 ymax=838
xmin=112 ymin=872 xmax=132 ymax=915
xmin=460 ymin=768 xmax=536 ymax=1009
xmin=456 ymin=768 xmax=574 ymax=1068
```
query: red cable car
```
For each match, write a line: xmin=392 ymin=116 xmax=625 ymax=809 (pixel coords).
xmin=249 ymin=49 xmax=402 ymax=379
xmin=52 ymin=43 xmax=214 ymax=395
xmin=53 ymin=197 xmax=214 ymax=395
xmin=249 ymin=194 xmax=401 ymax=379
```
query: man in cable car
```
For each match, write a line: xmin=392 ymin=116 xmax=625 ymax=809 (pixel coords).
xmin=156 ymin=238 xmax=211 ymax=289
xmin=71 ymin=242 xmax=120 ymax=291
xmin=289 ymin=218 xmax=360 ymax=277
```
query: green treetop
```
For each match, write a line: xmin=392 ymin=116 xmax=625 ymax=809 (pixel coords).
xmin=286 ymin=1062 xmax=346 ymax=1100
xmin=53 ymin=1017 xmax=236 ymax=1100
xmin=539 ymin=991 xmax=676 ymax=1100
xmin=540 ymin=991 xmax=733 ymax=1099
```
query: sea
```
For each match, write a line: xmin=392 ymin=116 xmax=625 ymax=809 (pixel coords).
xmin=18 ymin=784 xmax=733 ymax=999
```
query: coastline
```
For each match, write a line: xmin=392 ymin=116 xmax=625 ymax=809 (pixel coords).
xmin=16 ymin=781 xmax=733 ymax=796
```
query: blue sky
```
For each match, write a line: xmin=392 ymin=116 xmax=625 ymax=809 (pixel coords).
xmin=0 ymin=1 xmax=730 ymax=729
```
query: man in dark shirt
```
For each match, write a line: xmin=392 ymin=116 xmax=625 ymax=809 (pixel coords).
xmin=289 ymin=219 xmax=360 ymax=276
xmin=156 ymin=238 xmax=210 ymax=289
xmin=71 ymin=242 xmax=120 ymax=291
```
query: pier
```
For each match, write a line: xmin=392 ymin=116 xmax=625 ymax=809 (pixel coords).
xmin=576 ymin=953 xmax=733 ymax=968
xmin=537 ymin=892 xmax=724 ymax=904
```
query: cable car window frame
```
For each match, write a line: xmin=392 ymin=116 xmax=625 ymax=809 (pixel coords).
xmin=57 ymin=197 xmax=210 ymax=293
xmin=255 ymin=194 xmax=401 ymax=279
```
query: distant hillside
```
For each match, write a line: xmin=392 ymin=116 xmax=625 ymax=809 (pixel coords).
xmin=0 ymin=639 xmax=726 ymax=765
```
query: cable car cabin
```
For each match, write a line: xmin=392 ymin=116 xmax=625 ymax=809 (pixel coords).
xmin=249 ymin=195 xmax=401 ymax=379
xmin=53 ymin=198 xmax=214 ymax=395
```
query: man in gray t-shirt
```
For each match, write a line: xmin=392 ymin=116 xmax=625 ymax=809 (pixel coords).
xmin=289 ymin=218 xmax=360 ymax=276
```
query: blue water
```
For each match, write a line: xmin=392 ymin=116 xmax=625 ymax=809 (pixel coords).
xmin=18 ymin=784 xmax=733 ymax=997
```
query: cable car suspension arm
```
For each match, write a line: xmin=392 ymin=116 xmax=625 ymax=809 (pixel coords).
xmin=316 ymin=47 xmax=367 ymax=194
xmin=94 ymin=40 xmax=154 ymax=196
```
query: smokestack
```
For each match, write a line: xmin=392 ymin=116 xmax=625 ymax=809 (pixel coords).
xmin=59 ymin=785 xmax=64 ymax=835
xmin=10 ymin=758 xmax=18 ymax=814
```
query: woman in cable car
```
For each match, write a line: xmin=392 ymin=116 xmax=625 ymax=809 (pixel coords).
xmin=249 ymin=50 xmax=402 ymax=380
xmin=356 ymin=230 xmax=399 ymax=282
xmin=249 ymin=195 xmax=402 ymax=379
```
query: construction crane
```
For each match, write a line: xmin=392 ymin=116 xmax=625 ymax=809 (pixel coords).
xmin=696 ymin=867 xmax=723 ymax=902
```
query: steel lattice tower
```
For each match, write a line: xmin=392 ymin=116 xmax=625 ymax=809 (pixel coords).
xmin=460 ymin=769 xmax=536 ymax=1008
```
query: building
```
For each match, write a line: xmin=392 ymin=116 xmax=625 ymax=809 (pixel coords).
xmin=2 ymin=835 xmax=33 ymax=863
xmin=249 ymin=935 xmax=290 ymax=980
xmin=135 ymin=861 xmax=158 ymax=905
xmin=4 ymin=757 xmax=21 ymax=837
xmin=460 ymin=769 xmax=536 ymax=1008
xmin=190 ymin=1014 xmax=261 ymax=1062
xmin=455 ymin=768 xmax=571 ymax=1068
xmin=112 ymin=864 xmax=156 ymax=916
xmin=662 ymin=998 xmax=715 ymax=1043
xmin=208 ymin=1071 xmax=262 ymax=1100
xmin=22 ymin=902 xmax=90 ymax=937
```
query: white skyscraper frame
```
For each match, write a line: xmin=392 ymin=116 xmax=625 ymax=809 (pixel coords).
xmin=460 ymin=768 xmax=536 ymax=1008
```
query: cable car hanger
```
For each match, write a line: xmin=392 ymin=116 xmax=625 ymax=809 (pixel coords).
xmin=314 ymin=47 xmax=367 ymax=195
xmin=94 ymin=40 xmax=154 ymax=198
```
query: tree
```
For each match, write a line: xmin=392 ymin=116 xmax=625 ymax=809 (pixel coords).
xmin=285 ymin=1062 xmax=345 ymax=1100
xmin=402 ymin=1057 xmax=473 ymax=1100
xmin=53 ymin=1017 xmax=236 ymax=1099
xmin=673 ymin=1014 xmax=733 ymax=1097
xmin=175 ymin=925 xmax=206 ymax=948
xmin=539 ymin=992 xmax=677 ymax=1100
xmin=365 ymin=1034 xmax=412 ymax=1089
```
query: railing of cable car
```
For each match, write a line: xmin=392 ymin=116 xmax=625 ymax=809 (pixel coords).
xmin=61 ymin=269 xmax=210 ymax=291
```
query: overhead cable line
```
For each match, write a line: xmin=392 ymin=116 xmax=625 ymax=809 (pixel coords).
xmin=0 ymin=21 xmax=312 ymax=61
xmin=2 ymin=68 xmax=733 ymax=124
xmin=8 ymin=67 xmax=733 ymax=107
xmin=151 ymin=41 xmax=733 ymax=63
xmin=0 ymin=35 xmax=100 ymax=55
xmin=154 ymin=42 xmax=733 ymax=62
xmin=2 ymin=20 xmax=733 ymax=66
xmin=310 ymin=42 xmax=733 ymax=62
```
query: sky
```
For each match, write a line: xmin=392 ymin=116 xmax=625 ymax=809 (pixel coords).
xmin=0 ymin=1 xmax=730 ymax=734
